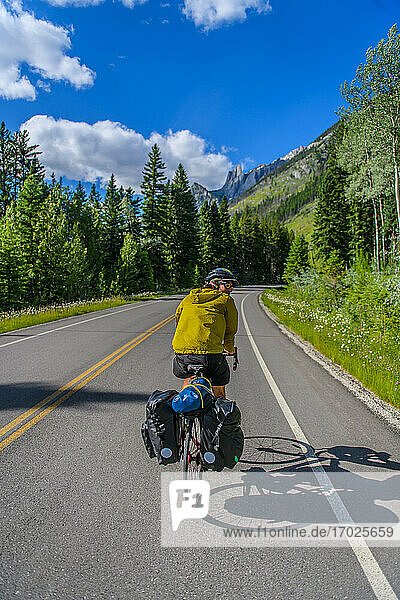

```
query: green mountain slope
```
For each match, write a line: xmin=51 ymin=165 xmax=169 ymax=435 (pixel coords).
xmin=285 ymin=200 xmax=316 ymax=241
xmin=229 ymin=123 xmax=337 ymax=234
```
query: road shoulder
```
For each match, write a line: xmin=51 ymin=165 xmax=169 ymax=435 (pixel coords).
xmin=258 ymin=294 xmax=400 ymax=434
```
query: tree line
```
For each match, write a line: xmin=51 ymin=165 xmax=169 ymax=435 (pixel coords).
xmin=309 ymin=24 xmax=400 ymax=275
xmin=0 ymin=129 xmax=292 ymax=309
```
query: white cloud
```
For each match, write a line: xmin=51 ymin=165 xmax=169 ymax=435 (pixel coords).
xmin=221 ymin=144 xmax=238 ymax=153
xmin=37 ymin=79 xmax=51 ymax=92
xmin=21 ymin=115 xmax=232 ymax=190
xmin=44 ymin=0 xmax=147 ymax=7
xmin=0 ymin=0 xmax=95 ymax=100
xmin=46 ymin=0 xmax=103 ymax=5
xmin=182 ymin=0 xmax=271 ymax=30
xmin=119 ymin=0 xmax=148 ymax=8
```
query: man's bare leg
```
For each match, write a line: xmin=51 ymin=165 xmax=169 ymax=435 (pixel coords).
xmin=212 ymin=385 xmax=226 ymax=398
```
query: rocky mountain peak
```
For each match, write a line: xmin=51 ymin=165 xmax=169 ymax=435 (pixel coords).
xmin=280 ymin=146 xmax=305 ymax=161
xmin=191 ymin=134 xmax=332 ymax=207
xmin=225 ymin=164 xmax=243 ymax=185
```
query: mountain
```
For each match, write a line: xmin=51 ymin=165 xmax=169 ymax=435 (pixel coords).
xmin=281 ymin=146 xmax=306 ymax=161
xmin=191 ymin=150 xmax=303 ymax=206
xmin=191 ymin=182 xmax=217 ymax=206
xmin=226 ymin=123 xmax=338 ymax=242
xmin=191 ymin=123 xmax=337 ymax=238
xmin=229 ymin=124 xmax=336 ymax=217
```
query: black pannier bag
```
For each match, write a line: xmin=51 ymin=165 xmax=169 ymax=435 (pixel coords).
xmin=141 ymin=421 xmax=155 ymax=459
xmin=141 ymin=390 xmax=180 ymax=465
xmin=200 ymin=398 xmax=244 ymax=471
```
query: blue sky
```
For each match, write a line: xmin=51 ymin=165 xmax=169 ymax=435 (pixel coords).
xmin=0 ymin=0 xmax=399 ymax=191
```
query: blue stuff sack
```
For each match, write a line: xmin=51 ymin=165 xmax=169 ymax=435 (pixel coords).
xmin=172 ymin=377 xmax=214 ymax=414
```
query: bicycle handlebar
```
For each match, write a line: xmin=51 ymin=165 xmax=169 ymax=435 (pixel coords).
xmin=223 ymin=346 xmax=239 ymax=371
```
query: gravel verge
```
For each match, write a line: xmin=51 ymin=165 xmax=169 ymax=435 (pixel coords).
xmin=258 ymin=294 xmax=400 ymax=434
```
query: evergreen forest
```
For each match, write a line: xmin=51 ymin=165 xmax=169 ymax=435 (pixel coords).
xmin=0 ymin=131 xmax=292 ymax=310
xmin=311 ymin=24 xmax=400 ymax=272
xmin=2 ymin=25 xmax=400 ymax=316
xmin=264 ymin=25 xmax=400 ymax=406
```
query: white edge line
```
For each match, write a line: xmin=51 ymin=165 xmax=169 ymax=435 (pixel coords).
xmin=257 ymin=294 xmax=400 ymax=433
xmin=1 ymin=301 xmax=148 ymax=334
xmin=0 ymin=301 xmax=175 ymax=349
xmin=241 ymin=293 xmax=398 ymax=600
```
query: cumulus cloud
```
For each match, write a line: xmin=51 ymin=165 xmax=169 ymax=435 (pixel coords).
xmin=182 ymin=0 xmax=271 ymax=30
xmin=21 ymin=115 xmax=232 ymax=190
xmin=44 ymin=0 xmax=147 ymax=7
xmin=0 ymin=0 xmax=95 ymax=100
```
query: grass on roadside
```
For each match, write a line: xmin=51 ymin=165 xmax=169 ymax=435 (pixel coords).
xmin=262 ymin=289 xmax=400 ymax=409
xmin=0 ymin=292 xmax=182 ymax=334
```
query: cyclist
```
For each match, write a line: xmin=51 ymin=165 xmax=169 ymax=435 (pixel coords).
xmin=172 ymin=268 xmax=239 ymax=398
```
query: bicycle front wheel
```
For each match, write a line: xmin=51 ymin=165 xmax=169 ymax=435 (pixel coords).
xmin=182 ymin=418 xmax=202 ymax=479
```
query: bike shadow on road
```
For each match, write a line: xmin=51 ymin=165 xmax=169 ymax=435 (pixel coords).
xmin=203 ymin=436 xmax=400 ymax=529
xmin=239 ymin=435 xmax=400 ymax=472
xmin=208 ymin=467 xmax=400 ymax=527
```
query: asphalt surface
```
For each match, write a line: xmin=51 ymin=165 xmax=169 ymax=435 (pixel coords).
xmin=0 ymin=286 xmax=399 ymax=600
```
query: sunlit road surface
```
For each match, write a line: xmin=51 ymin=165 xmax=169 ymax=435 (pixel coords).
xmin=0 ymin=287 xmax=399 ymax=600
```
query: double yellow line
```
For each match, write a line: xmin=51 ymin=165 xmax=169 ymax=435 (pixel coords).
xmin=0 ymin=314 xmax=175 ymax=453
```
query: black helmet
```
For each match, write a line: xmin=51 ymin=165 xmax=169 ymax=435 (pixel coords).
xmin=205 ymin=268 xmax=239 ymax=288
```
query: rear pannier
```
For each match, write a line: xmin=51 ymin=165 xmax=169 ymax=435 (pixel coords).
xmin=141 ymin=390 xmax=180 ymax=465
xmin=200 ymin=398 xmax=244 ymax=471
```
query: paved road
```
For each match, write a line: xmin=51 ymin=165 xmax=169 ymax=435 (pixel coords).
xmin=0 ymin=287 xmax=399 ymax=599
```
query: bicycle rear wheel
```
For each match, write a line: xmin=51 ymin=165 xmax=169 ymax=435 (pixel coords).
xmin=182 ymin=418 xmax=202 ymax=479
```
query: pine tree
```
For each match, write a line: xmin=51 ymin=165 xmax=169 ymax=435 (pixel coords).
xmin=102 ymin=174 xmax=124 ymax=285
xmin=0 ymin=122 xmax=12 ymax=215
xmin=349 ymin=196 xmax=374 ymax=260
xmin=84 ymin=184 xmax=104 ymax=294
xmin=142 ymin=237 xmax=169 ymax=290
xmin=141 ymin=144 xmax=167 ymax=239
xmin=0 ymin=210 xmax=22 ymax=307
xmin=64 ymin=181 xmax=87 ymax=231
xmin=312 ymin=154 xmax=350 ymax=266
xmin=199 ymin=201 xmax=220 ymax=272
xmin=122 ymin=186 xmax=142 ymax=241
xmin=210 ymin=200 xmax=222 ymax=257
xmin=283 ymin=235 xmax=310 ymax=282
xmin=193 ymin=264 xmax=203 ymax=287
xmin=34 ymin=194 xmax=70 ymax=303
xmin=64 ymin=226 xmax=88 ymax=300
xmin=218 ymin=196 xmax=232 ymax=267
xmin=265 ymin=220 xmax=293 ymax=284
xmin=87 ymin=184 xmax=103 ymax=229
xmin=119 ymin=234 xmax=154 ymax=294
xmin=232 ymin=207 xmax=264 ymax=283
xmin=11 ymin=174 xmax=48 ymax=303
xmin=250 ymin=216 xmax=266 ymax=282
xmin=166 ymin=164 xmax=200 ymax=287
xmin=10 ymin=130 xmax=42 ymax=202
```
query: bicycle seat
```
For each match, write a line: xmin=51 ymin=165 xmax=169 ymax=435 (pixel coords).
xmin=186 ymin=364 xmax=206 ymax=377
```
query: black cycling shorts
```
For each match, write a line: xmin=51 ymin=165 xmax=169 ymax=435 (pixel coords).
xmin=173 ymin=353 xmax=230 ymax=387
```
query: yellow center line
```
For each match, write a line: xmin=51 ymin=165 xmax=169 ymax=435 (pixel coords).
xmin=0 ymin=314 xmax=173 ymax=439
xmin=0 ymin=314 xmax=175 ymax=452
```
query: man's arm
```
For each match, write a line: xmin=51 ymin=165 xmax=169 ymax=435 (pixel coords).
xmin=224 ymin=297 xmax=238 ymax=353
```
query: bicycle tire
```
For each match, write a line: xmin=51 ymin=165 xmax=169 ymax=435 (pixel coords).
xmin=182 ymin=418 xmax=202 ymax=479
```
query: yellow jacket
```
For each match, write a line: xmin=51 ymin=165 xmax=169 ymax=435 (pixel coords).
xmin=172 ymin=288 xmax=238 ymax=354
